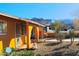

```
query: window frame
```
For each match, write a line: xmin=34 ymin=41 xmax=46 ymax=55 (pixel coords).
xmin=21 ymin=23 xmax=26 ymax=35
xmin=0 ymin=20 xmax=7 ymax=35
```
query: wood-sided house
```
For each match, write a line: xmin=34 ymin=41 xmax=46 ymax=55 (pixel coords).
xmin=0 ymin=13 xmax=44 ymax=52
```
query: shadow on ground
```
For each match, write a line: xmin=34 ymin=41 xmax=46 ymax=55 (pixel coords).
xmin=45 ymin=50 xmax=79 ymax=56
xmin=45 ymin=42 xmax=61 ymax=46
xmin=45 ymin=43 xmax=79 ymax=56
xmin=52 ymin=43 xmax=71 ymax=51
xmin=76 ymin=43 xmax=79 ymax=46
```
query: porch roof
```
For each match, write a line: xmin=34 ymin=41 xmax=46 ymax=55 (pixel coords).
xmin=0 ymin=12 xmax=45 ymax=27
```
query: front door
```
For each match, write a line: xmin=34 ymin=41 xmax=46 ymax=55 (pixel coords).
xmin=15 ymin=23 xmax=21 ymax=49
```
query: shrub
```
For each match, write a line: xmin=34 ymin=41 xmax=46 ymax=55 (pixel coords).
xmin=10 ymin=50 xmax=34 ymax=56
xmin=3 ymin=48 xmax=15 ymax=56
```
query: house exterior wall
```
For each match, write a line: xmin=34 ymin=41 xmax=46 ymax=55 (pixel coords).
xmin=0 ymin=15 xmax=16 ymax=52
xmin=0 ymin=15 xmax=44 ymax=52
xmin=39 ymin=27 xmax=44 ymax=39
xmin=0 ymin=15 xmax=27 ymax=51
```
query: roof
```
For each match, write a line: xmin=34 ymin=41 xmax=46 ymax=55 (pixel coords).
xmin=0 ymin=12 xmax=44 ymax=27
xmin=22 ymin=19 xmax=45 ymax=27
xmin=0 ymin=12 xmax=20 ymax=19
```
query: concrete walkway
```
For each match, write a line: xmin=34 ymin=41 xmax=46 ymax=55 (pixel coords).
xmin=41 ymin=38 xmax=79 ymax=42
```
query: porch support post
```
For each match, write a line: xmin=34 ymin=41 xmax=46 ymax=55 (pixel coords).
xmin=0 ymin=40 xmax=3 ymax=53
xmin=26 ymin=23 xmax=32 ymax=49
xmin=35 ymin=27 xmax=40 ymax=42
xmin=26 ymin=23 xmax=30 ymax=49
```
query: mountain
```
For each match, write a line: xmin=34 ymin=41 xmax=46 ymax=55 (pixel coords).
xmin=31 ymin=18 xmax=52 ymax=26
xmin=60 ymin=19 xmax=73 ymax=25
xmin=60 ymin=19 xmax=74 ymax=29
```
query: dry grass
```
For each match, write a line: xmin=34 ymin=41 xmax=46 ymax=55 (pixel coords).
xmin=33 ymin=40 xmax=79 ymax=56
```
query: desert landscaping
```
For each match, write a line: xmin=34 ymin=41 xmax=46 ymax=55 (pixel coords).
xmin=32 ymin=38 xmax=79 ymax=56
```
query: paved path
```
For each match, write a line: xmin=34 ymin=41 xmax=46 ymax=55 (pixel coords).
xmin=41 ymin=38 xmax=79 ymax=42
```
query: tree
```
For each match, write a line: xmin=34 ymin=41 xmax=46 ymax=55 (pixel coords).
xmin=69 ymin=29 xmax=75 ymax=44
xmin=50 ymin=20 xmax=63 ymax=43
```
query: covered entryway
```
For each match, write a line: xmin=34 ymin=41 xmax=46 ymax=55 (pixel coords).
xmin=15 ymin=22 xmax=27 ymax=49
xmin=31 ymin=27 xmax=36 ymax=43
xmin=26 ymin=23 xmax=40 ymax=49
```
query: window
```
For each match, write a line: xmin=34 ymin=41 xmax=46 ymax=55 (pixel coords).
xmin=16 ymin=23 xmax=20 ymax=35
xmin=0 ymin=20 xmax=7 ymax=35
xmin=21 ymin=24 xmax=26 ymax=35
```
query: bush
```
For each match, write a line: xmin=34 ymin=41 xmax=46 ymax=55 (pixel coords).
xmin=10 ymin=50 xmax=34 ymax=56
xmin=3 ymin=48 xmax=15 ymax=56
xmin=3 ymin=47 xmax=34 ymax=56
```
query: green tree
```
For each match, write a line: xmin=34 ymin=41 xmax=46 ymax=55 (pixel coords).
xmin=50 ymin=20 xmax=63 ymax=43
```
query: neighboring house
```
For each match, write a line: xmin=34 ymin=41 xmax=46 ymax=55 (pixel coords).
xmin=43 ymin=19 xmax=73 ymax=38
xmin=0 ymin=13 xmax=44 ymax=52
xmin=44 ymin=19 xmax=73 ymax=33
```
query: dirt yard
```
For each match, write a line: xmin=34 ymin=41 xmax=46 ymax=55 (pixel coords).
xmin=33 ymin=39 xmax=79 ymax=56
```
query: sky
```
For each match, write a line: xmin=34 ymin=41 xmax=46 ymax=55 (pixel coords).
xmin=0 ymin=3 xmax=79 ymax=21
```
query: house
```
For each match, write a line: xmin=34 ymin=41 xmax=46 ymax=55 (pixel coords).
xmin=43 ymin=19 xmax=73 ymax=38
xmin=0 ymin=13 xmax=44 ymax=52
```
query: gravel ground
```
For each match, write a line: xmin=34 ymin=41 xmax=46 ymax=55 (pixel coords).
xmin=33 ymin=39 xmax=79 ymax=56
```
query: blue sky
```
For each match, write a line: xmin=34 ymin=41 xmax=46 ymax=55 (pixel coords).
xmin=0 ymin=3 xmax=79 ymax=20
